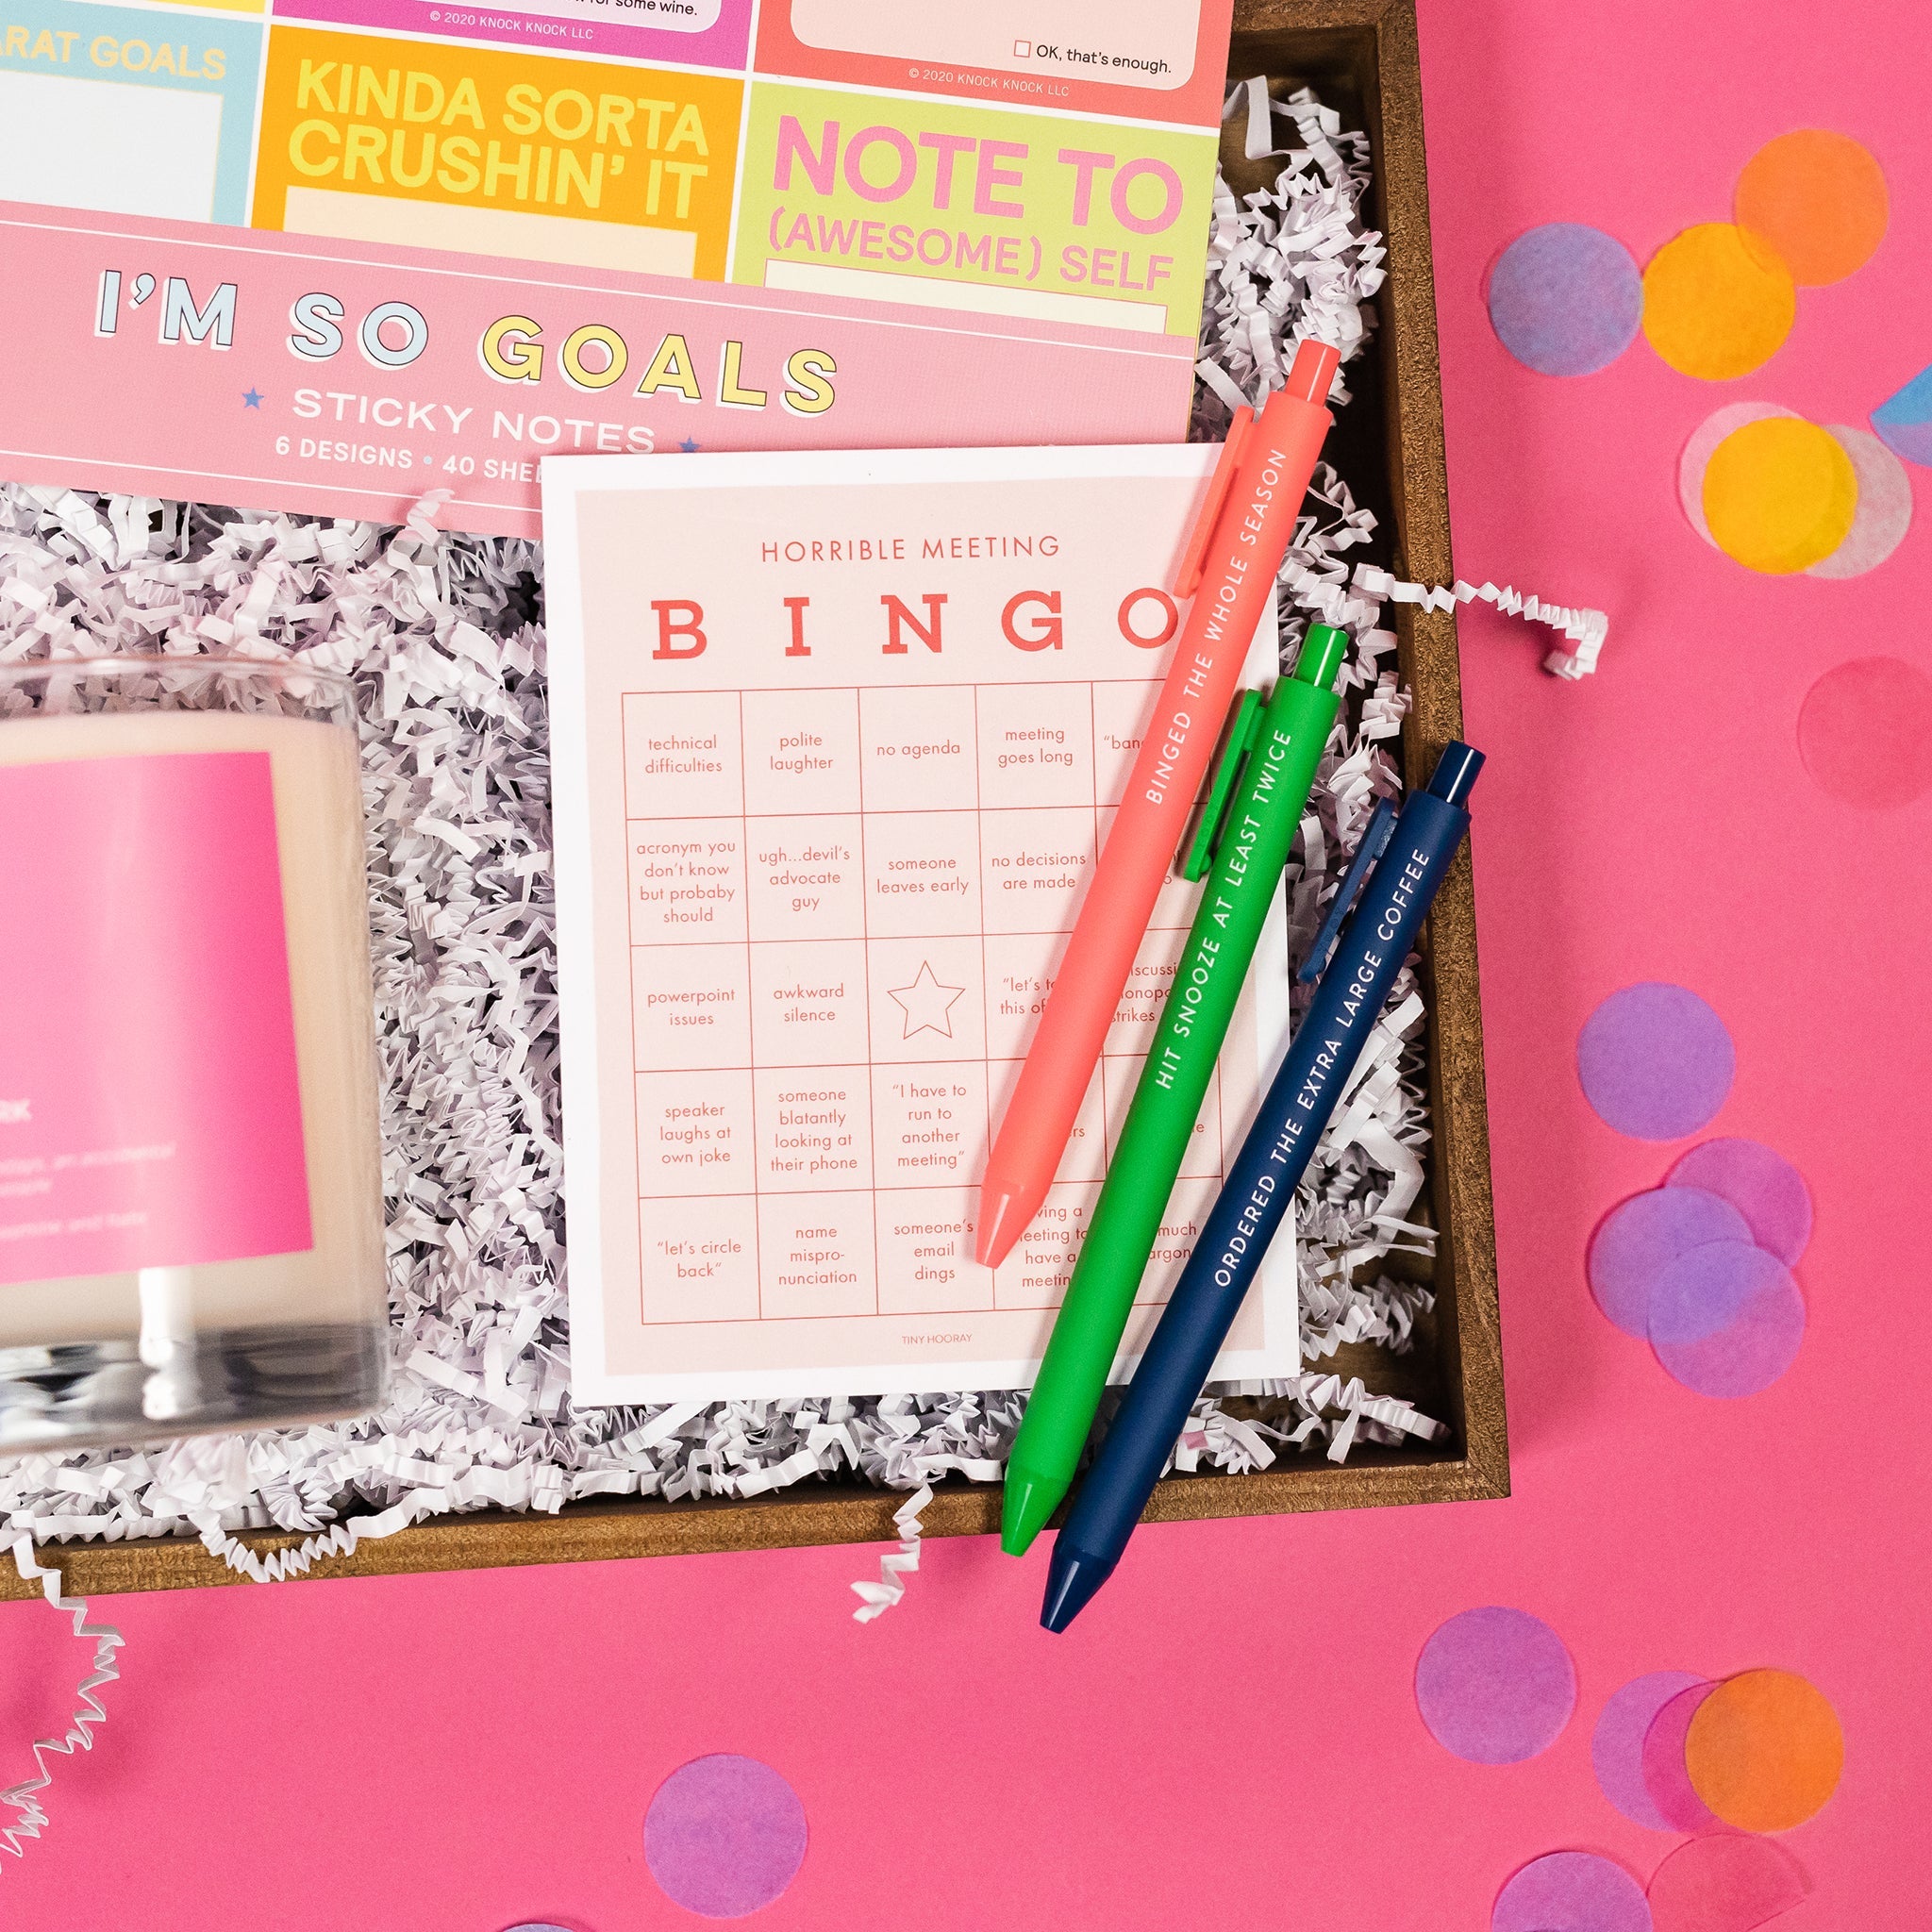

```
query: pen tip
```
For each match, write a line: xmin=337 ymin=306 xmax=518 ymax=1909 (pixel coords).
xmin=974 ymin=1189 xmax=1028 ymax=1269
xmin=1040 ymin=1543 xmax=1114 ymax=1633
xmin=999 ymin=1469 xmax=1063 ymax=1557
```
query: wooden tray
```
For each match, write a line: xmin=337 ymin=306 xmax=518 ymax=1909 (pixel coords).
xmin=1 ymin=0 xmax=1505 ymax=1599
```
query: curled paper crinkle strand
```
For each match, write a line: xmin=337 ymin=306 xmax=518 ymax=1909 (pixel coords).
xmin=1345 ymin=565 xmax=1609 ymax=675
xmin=850 ymin=1484 xmax=933 ymax=1623
xmin=1194 ymin=356 xmax=1255 ymax=416
xmin=0 ymin=1539 xmax=125 ymax=1862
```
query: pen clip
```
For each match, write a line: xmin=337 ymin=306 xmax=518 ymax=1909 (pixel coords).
xmin=1174 ymin=407 xmax=1256 ymax=600
xmin=1295 ymin=794 xmax=1397 ymax=984
xmin=1177 ymin=687 xmax=1266 ymax=882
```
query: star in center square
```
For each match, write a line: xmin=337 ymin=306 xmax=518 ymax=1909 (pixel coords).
xmin=242 ymin=389 xmax=264 ymax=408
xmin=887 ymin=960 xmax=965 ymax=1041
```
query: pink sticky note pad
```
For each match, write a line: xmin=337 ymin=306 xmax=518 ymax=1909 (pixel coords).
xmin=0 ymin=206 xmax=1197 ymax=541
xmin=278 ymin=0 xmax=749 ymax=68
xmin=0 ymin=751 xmax=311 ymax=1284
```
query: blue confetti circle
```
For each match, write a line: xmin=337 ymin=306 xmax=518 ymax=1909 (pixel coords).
xmin=1488 ymin=223 xmax=1642 ymax=376
xmin=1873 ymin=359 xmax=1932 ymax=466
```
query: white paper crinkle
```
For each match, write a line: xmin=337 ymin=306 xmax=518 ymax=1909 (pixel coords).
xmin=0 ymin=475 xmax=1446 ymax=1600
xmin=0 ymin=86 xmax=1482 ymax=1598
xmin=1200 ymin=80 xmax=1385 ymax=418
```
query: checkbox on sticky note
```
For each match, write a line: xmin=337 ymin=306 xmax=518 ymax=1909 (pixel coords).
xmin=1014 ymin=40 xmax=1031 ymax=57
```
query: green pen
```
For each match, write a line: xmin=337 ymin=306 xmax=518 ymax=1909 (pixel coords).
xmin=1000 ymin=621 xmax=1349 ymax=1557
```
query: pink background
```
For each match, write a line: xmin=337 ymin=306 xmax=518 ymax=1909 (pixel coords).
xmin=3 ymin=2 xmax=1928 ymax=1924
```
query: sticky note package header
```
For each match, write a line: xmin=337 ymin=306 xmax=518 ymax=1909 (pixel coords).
xmin=0 ymin=0 xmax=1234 ymax=519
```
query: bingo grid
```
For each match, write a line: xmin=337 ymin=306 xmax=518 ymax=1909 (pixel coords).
xmin=622 ymin=674 xmax=1246 ymax=1325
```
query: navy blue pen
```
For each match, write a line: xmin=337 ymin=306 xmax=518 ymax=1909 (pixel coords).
xmin=1041 ymin=741 xmax=1485 ymax=1632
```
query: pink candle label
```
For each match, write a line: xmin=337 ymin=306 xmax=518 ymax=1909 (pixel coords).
xmin=0 ymin=750 xmax=313 ymax=1286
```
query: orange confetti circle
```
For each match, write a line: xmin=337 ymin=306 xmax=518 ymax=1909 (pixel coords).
xmin=1703 ymin=417 xmax=1857 ymax=575
xmin=1642 ymin=224 xmax=1795 ymax=380
xmin=1737 ymin=129 xmax=1889 ymax=286
xmin=1685 ymin=1669 xmax=1844 ymax=1832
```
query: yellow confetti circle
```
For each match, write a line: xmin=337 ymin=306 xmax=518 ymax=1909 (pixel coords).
xmin=1703 ymin=417 xmax=1858 ymax=575
xmin=1642 ymin=224 xmax=1795 ymax=379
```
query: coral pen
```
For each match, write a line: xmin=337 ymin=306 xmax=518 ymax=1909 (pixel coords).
xmin=974 ymin=336 xmax=1343 ymax=1270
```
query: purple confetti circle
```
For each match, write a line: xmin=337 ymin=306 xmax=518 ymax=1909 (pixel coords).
xmin=1416 ymin=1607 xmax=1576 ymax=1764
xmin=1641 ymin=1681 xmax=1721 ymax=1834
xmin=1648 ymin=1241 xmax=1806 ymax=1396
xmin=1576 ymin=984 xmax=1735 ymax=1141
xmin=1488 ymin=224 xmax=1644 ymax=377
xmin=1666 ymin=1138 xmax=1813 ymax=1264
xmin=644 ymin=1755 xmax=808 ymax=1920
xmin=1586 ymin=1189 xmax=1753 ymax=1339
xmin=1492 ymin=1850 xmax=1654 ymax=1932
xmin=1647 ymin=1240 xmax=1774 ymax=1345
xmin=1591 ymin=1671 xmax=1707 ymax=1829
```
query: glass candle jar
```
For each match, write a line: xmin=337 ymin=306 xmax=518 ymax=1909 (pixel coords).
xmin=0 ymin=656 xmax=388 ymax=1450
